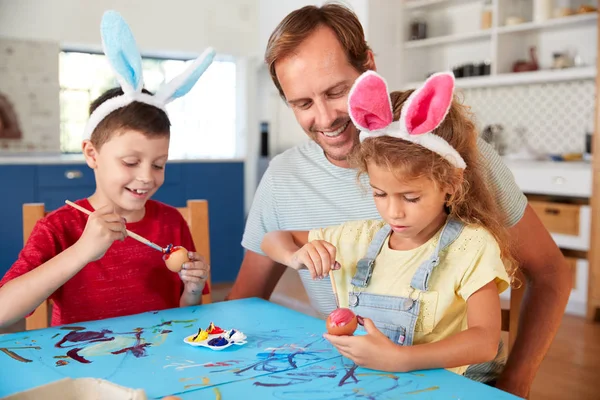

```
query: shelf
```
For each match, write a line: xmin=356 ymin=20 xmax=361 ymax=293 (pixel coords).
xmin=404 ymin=66 xmax=596 ymax=89
xmin=404 ymin=30 xmax=491 ymax=49
xmin=404 ymin=0 xmax=480 ymax=11
xmin=497 ymin=12 xmax=597 ymax=35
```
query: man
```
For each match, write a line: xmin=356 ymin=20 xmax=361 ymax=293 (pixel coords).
xmin=228 ymin=4 xmax=571 ymax=397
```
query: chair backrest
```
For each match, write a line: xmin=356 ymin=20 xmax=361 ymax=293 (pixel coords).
xmin=176 ymin=200 xmax=212 ymax=306
xmin=23 ymin=200 xmax=211 ymax=331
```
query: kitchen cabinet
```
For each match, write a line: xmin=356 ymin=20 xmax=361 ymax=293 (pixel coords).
xmin=0 ymin=161 xmax=244 ymax=284
xmin=402 ymin=0 xmax=597 ymax=88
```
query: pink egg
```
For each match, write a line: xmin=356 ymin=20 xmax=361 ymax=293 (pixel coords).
xmin=163 ymin=246 xmax=189 ymax=272
xmin=326 ymin=308 xmax=358 ymax=336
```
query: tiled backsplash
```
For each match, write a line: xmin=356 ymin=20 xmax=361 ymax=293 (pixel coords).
xmin=0 ymin=38 xmax=60 ymax=153
xmin=461 ymin=79 xmax=596 ymax=156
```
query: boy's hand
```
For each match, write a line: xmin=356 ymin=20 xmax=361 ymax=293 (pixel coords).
xmin=74 ymin=205 xmax=126 ymax=262
xmin=289 ymin=240 xmax=340 ymax=279
xmin=179 ymin=251 xmax=210 ymax=295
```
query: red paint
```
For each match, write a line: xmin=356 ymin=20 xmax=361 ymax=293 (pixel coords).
xmin=55 ymin=360 xmax=68 ymax=367
xmin=55 ymin=329 xmax=114 ymax=348
xmin=326 ymin=308 xmax=358 ymax=336
xmin=204 ymin=360 xmax=242 ymax=367
xmin=163 ymin=246 xmax=183 ymax=260
xmin=66 ymin=348 xmax=90 ymax=363
xmin=206 ymin=322 xmax=224 ymax=334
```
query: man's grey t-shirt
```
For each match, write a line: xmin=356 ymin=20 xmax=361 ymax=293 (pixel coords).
xmin=242 ymin=137 xmax=527 ymax=318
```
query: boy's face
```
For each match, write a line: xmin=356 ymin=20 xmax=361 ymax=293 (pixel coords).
xmin=83 ymin=129 xmax=169 ymax=219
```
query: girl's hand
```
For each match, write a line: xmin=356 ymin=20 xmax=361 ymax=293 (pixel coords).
xmin=179 ymin=251 xmax=210 ymax=295
xmin=289 ymin=240 xmax=340 ymax=279
xmin=324 ymin=318 xmax=406 ymax=372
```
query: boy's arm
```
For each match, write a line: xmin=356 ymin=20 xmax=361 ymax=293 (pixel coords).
xmin=0 ymin=205 xmax=125 ymax=327
xmin=0 ymin=245 xmax=89 ymax=327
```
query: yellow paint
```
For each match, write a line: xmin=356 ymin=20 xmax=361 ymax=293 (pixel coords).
xmin=192 ymin=330 xmax=209 ymax=342
xmin=213 ymin=387 xmax=222 ymax=400
xmin=181 ymin=376 xmax=210 ymax=388
xmin=405 ymin=386 xmax=440 ymax=395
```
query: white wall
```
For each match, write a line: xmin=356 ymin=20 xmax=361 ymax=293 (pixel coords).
xmin=0 ymin=0 xmax=258 ymax=57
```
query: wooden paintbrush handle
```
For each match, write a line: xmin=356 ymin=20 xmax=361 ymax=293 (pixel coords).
xmin=65 ymin=200 xmax=164 ymax=252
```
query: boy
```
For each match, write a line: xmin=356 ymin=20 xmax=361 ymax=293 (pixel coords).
xmin=0 ymin=11 xmax=214 ymax=328
xmin=0 ymin=88 xmax=210 ymax=328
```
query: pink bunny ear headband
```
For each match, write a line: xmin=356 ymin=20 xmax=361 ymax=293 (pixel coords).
xmin=348 ymin=71 xmax=466 ymax=170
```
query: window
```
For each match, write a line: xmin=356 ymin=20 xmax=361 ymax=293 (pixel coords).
xmin=59 ymin=51 xmax=237 ymax=158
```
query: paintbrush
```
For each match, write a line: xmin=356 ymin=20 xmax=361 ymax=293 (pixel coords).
xmin=65 ymin=199 xmax=167 ymax=253
xmin=329 ymin=265 xmax=340 ymax=309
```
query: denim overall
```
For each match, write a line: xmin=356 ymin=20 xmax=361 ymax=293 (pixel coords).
xmin=348 ymin=219 xmax=464 ymax=346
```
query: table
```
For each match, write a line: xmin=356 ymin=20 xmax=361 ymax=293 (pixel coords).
xmin=0 ymin=298 xmax=520 ymax=399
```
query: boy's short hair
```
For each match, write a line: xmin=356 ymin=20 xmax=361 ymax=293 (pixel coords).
xmin=89 ymin=87 xmax=171 ymax=149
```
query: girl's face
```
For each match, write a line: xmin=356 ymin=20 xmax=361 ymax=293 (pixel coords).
xmin=367 ymin=162 xmax=450 ymax=247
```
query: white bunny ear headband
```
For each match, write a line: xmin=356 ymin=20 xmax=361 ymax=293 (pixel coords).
xmin=83 ymin=10 xmax=216 ymax=139
xmin=348 ymin=71 xmax=466 ymax=169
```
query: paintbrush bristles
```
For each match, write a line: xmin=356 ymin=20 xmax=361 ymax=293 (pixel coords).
xmin=64 ymin=199 xmax=164 ymax=253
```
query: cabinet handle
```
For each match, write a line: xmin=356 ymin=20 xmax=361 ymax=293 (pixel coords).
xmin=65 ymin=170 xmax=83 ymax=179
xmin=544 ymin=208 xmax=560 ymax=215
xmin=552 ymin=176 xmax=566 ymax=185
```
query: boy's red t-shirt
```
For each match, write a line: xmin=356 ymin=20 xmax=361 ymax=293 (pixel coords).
xmin=0 ymin=199 xmax=209 ymax=326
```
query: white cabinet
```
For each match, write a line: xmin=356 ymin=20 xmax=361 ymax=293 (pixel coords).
xmin=402 ymin=0 xmax=597 ymax=88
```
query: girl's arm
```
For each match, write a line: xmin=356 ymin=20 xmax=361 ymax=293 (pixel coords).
xmin=396 ymin=280 xmax=501 ymax=371
xmin=261 ymin=230 xmax=339 ymax=279
xmin=325 ymin=281 xmax=501 ymax=372
xmin=261 ymin=230 xmax=309 ymax=267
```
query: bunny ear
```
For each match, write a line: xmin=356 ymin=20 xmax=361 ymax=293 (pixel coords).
xmin=155 ymin=48 xmax=216 ymax=104
xmin=348 ymin=71 xmax=393 ymax=132
xmin=402 ymin=72 xmax=455 ymax=136
xmin=100 ymin=10 xmax=144 ymax=93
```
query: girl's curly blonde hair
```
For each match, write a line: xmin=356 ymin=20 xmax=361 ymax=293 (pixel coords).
xmin=349 ymin=90 xmax=518 ymax=282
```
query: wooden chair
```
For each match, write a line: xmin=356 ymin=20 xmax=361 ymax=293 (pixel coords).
xmin=23 ymin=199 xmax=211 ymax=331
xmin=501 ymin=271 xmax=525 ymax=353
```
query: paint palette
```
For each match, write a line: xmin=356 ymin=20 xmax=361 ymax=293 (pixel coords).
xmin=183 ymin=324 xmax=247 ymax=351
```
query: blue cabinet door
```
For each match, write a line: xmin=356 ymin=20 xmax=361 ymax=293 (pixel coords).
xmin=0 ymin=165 xmax=36 ymax=278
xmin=151 ymin=164 xmax=184 ymax=207
xmin=182 ymin=162 xmax=245 ymax=283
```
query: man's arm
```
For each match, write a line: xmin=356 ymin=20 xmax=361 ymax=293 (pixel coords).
xmin=496 ymin=205 xmax=572 ymax=397
xmin=226 ymin=250 xmax=287 ymax=300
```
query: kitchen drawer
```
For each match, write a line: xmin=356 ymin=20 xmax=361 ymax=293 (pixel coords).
xmin=36 ymin=163 xmax=182 ymax=189
xmin=37 ymin=164 xmax=95 ymax=188
xmin=506 ymin=161 xmax=592 ymax=198
xmin=529 ymin=201 xmax=590 ymax=251
xmin=529 ymin=201 xmax=579 ymax=235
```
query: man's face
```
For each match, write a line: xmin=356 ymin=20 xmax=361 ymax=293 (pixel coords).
xmin=275 ymin=26 xmax=368 ymax=168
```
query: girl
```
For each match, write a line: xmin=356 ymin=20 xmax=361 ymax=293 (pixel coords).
xmin=261 ymin=71 xmax=515 ymax=377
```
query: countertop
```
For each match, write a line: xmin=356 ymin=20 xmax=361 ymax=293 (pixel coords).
xmin=0 ymin=152 xmax=245 ymax=165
